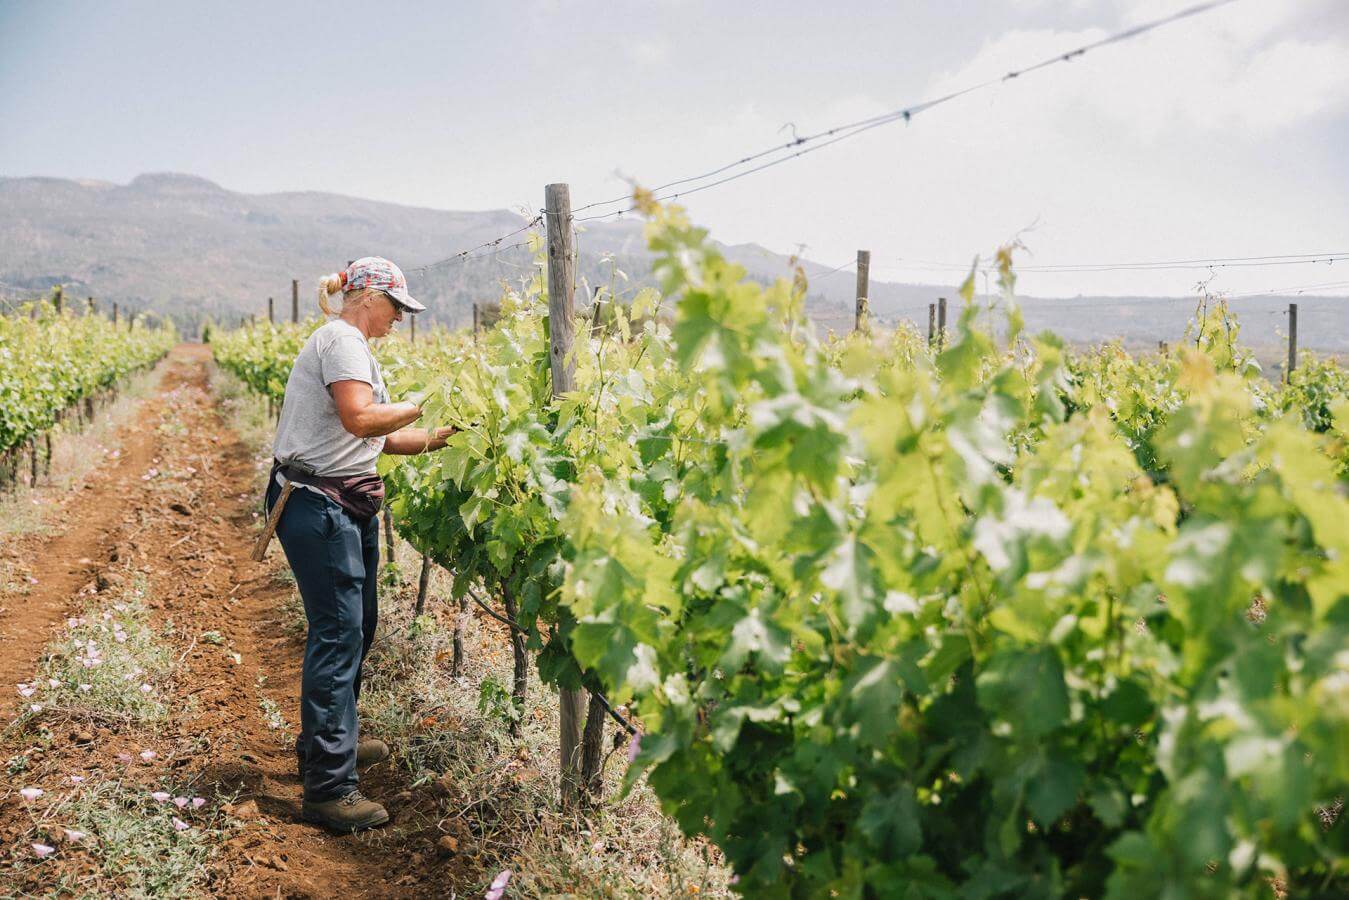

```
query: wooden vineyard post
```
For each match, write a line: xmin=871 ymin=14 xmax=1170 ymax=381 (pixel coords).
xmin=268 ymin=297 xmax=274 ymax=323
xmin=1286 ymin=303 xmax=1298 ymax=383
xmin=112 ymin=302 xmax=119 ymax=326
xmin=545 ymin=182 xmax=588 ymax=808
xmin=502 ymin=583 xmax=529 ymax=738
xmin=854 ymin=249 xmax=870 ymax=332
xmin=382 ymin=509 xmax=397 ymax=581
xmin=291 ymin=279 xmax=300 ymax=323
xmin=52 ymin=286 xmax=63 ymax=314
xmin=414 ymin=553 xmax=431 ymax=617
xmin=937 ymin=297 xmax=948 ymax=350
xmin=451 ymin=595 xmax=468 ymax=676
xmin=472 ymin=303 xmax=480 ymax=335
xmin=410 ymin=312 xmax=416 ymax=344
xmin=928 ymin=303 xmax=935 ymax=346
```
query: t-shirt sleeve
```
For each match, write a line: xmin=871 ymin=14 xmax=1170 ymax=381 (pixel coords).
xmin=319 ymin=333 xmax=375 ymax=387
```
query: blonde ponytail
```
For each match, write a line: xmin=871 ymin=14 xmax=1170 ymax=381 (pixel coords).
xmin=317 ymin=273 xmax=344 ymax=317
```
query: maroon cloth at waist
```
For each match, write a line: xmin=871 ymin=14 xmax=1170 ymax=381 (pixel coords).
xmin=271 ymin=460 xmax=384 ymax=521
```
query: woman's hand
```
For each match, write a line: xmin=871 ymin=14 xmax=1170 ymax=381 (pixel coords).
xmin=382 ymin=424 xmax=458 ymax=456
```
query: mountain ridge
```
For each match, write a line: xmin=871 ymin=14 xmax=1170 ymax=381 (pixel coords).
xmin=2 ymin=173 xmax=1344 ymax=362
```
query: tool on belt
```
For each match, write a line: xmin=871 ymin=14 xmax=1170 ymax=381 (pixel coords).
xmin=251 ymin=461 xmax=386 ymax=562
xmin=251 ymin=479 xmax=296 ymax=562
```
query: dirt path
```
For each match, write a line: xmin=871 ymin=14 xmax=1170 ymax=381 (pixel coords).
xmin=0 ymin=345 xmax=442 ymax=897
xmin=0 ymin=370 xmax=161 ymax=692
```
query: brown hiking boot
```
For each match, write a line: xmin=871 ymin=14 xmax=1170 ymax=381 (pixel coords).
xmin=356 ymin=737 xmax=389 ymax=769
xmin=296 ymin=738 xmax=391 ymax=780
xmin=301 ymin=790 xmax=389 ymax=833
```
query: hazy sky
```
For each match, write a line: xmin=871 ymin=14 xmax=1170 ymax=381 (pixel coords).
xmin=3 ymin=0 xmax=1347 ymax=299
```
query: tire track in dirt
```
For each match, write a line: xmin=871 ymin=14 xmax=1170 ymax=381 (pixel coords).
xmin=1 ymin=345 xmax=442 ymax=897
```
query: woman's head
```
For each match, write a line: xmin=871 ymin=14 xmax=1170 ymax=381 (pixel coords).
xmin=317 ymin=257 xmax=424 ymax=338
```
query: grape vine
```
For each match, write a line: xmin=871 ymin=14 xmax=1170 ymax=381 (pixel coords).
xmin=215 ymin=205 xmax=1348 ymax=897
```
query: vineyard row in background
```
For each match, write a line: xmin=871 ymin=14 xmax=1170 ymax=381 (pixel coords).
xmin=0 ymin=287 xmax=176 ymax=488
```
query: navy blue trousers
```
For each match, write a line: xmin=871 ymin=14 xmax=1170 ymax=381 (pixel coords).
xmin=265 ymin=478 xmax=379 ymax=802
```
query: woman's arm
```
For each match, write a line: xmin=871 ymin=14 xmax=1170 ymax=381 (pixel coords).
xmin=331 ymin=380 xmax=422 ymax=438
xmin=383 ymin=425 xmax=457 ymax=455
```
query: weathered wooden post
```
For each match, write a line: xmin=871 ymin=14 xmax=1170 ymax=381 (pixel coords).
xmin=291 ymin=279 xmax=299 ymax=323
xmin=546 ymin=182 xmax=588 ymax=807
xmin=472 ymin=302 xmax=480 ymax=335
xmin=383 ymin=509 xmax=396 ymax=578
xmin=928 ymin=303 xmax=935 ymax=346
xmin=52 ymin=286 xmax=63 ymax=313
xmin=268 ymin=297 xmax=274 ymax=323
xmin=415 ymin=554 xmax=431 ymax=617
xmin=410 ymin=312 xmax=417 ymax=344
xmin=1286 ymin=303 xmax=1298 ymax=383
xmin=853 ymin=250 xmax=870 ymax=332
xmin=112 ymin=302 xmax=119 ymax=326
xmin=937 ymin=297 xmax=948 ymax=350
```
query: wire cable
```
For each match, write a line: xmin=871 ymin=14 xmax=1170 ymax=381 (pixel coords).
xmin=405 ymin=0 xmax=1242 ymax=275
xmin=406 ymin=215 xmax=543 ymax=275
xmin=571 ymin=0 xmax=1241 ymax=222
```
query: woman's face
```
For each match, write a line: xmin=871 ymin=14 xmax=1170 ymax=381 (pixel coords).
xmin=368 ymin=293 xmax=404 ymax=338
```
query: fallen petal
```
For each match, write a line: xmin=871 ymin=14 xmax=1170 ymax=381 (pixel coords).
xmin=116 ymin=752 xmax=132 ymax=763
xmin=78 ymin=684 xmax=92 ymax=692
xmin=70 ymin=775 xmax=85 ymax=784
xmin=32 ymin=843 xmax=55 ymax=858
xmin=48 ymin=678 xmax=61 ymax=688
xmin=485 ymin=869 xmax=512 ymax=900
xmin=172 ymin=817 xmax=190 ymax=831
xmin=20 ymin=787 xmax=44 ymax=800
xmin=173 ymin=797 xmax=189 ymax=809
xmin=139 ymin=750 xmax=157 ymax=761
xmin=192 ymin=797 xmax=206 ymax=809
xmin=30 ymin=704 xmax=43 ymax=713
xmin=18 ymin=687 xmax=35 ymax=698
xmin=627 ymin=729 xmax=642 ymax=763
xmin=151 ymin=791 xmax=171 ymax=802
xmin=63 ymin=829 xmax=86 ymax=843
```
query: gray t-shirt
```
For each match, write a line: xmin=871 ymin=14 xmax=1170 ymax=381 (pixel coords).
xmin=272 ymin=320 xmax=390 ymax=477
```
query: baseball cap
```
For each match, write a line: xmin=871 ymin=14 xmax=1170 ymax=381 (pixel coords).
xmin=344 ymin=257 xmax=425 ymax=313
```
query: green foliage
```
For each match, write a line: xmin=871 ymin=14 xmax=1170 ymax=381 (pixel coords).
xmin=0 ymin=300 xmax=176 ymax=454
xmin=210 ymin=319 xmax=313 ymax=401
xmin=218 ymin=207 xmax=1348 ymax=898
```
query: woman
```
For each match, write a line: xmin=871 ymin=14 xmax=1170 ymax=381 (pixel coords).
xmin=265 ymin=256 xmax=453 ymax=833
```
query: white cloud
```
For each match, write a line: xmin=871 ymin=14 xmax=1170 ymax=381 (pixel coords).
xmin=685 ymin=2 xmax=1349 ymax=300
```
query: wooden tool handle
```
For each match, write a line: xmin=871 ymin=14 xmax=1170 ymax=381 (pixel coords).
xmin=251 ymin=481 xmax=295 ymax=562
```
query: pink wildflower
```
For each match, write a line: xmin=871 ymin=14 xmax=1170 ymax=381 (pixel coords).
xmin=485 ymin=869 xmax=512 ymax=900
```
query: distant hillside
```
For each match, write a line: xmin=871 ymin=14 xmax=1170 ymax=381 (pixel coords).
xmin=1 ymin=173 xmax=1344 ymax=364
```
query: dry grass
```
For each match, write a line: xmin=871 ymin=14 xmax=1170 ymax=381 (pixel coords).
xmin=358 ymin=544 xmax=734 ymax=898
